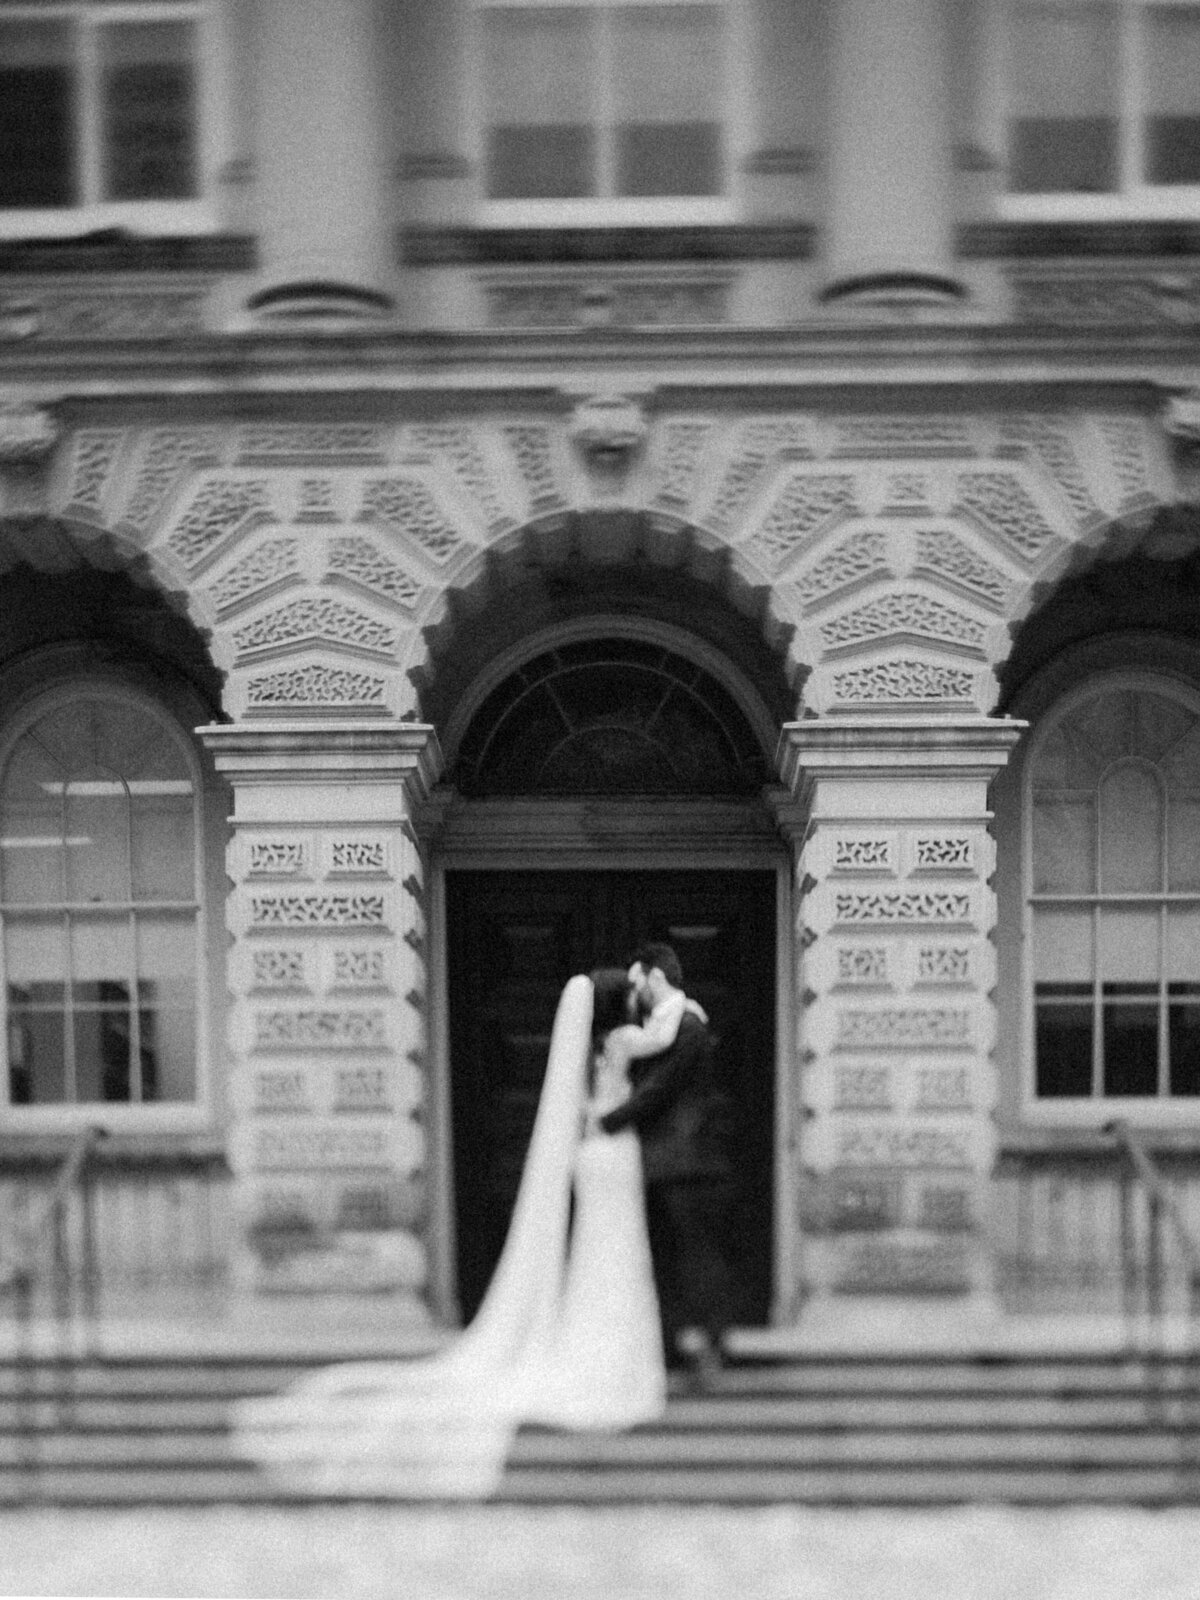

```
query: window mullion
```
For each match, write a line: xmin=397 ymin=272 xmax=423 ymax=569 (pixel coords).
xmin=78 ymin=15 xmax=103 ymax=208
xmin=596 ymin=5 xmax=614 ymax=199
xmin=64 ymin=909 xmax=77 ymax=1105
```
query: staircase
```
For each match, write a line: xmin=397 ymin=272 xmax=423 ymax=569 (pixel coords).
xmin=6 ymin=1349 xmax=1200 ymax=1504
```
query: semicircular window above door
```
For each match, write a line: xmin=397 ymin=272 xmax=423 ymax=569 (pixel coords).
xmin=452 ymin=639 xmax=770 ymax=797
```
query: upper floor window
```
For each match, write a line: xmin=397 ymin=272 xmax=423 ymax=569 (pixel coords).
xmin=1027 ymin=676 xmax=1200 ymax=1107
xmin=473 ymin=0 xmax=736 ymax=223
xmin=0 ymin=2 xmax=222 ymax=237
xmin=0 ymin=686 xmax=205 ymax=1121
xmin=1000 ymin=0 xmax=1200 ymax=214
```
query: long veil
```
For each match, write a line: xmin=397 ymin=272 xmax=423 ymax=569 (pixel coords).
xmin=232 ymin=973 xmax=594 ymax=1496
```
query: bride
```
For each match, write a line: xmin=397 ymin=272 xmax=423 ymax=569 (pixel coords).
xmin=233 ymin=968 xmax=691 ymax=1495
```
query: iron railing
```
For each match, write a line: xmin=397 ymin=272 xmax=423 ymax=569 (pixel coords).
xmin=1106 ymin=1118 xmax=1200 ymax=1333
xmin=1 ymin=1124 xmax=107 ymax=1496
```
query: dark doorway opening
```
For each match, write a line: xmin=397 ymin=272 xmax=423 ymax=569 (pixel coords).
xmin=446 ymin=868 xmax=776 ymax=1325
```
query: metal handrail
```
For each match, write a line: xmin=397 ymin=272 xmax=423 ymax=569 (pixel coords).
xmin=1105 ymin=1118 xmax=1200 ymax=1331
xmin=0 ymin=1123 xmax=107 ymax=1290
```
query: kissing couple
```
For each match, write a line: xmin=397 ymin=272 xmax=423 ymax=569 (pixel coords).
xmin=235 ymin=944 xmax=736 ymax=1496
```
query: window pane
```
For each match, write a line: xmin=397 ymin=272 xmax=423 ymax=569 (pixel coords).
xmin=1 ymin=739 xmax=65 ymax=905
xmin=1102 ymin=983 xmax=1159 ymax=1095
xmin=1099 ymin=765 xmax=1163 ymax=893
xmin=1036 ymin=984 xmax=1094 ymax=1095
xmin=0 ymin=21 xmax=75 ymax=208
xmin=483 ymin=8 xmax=595 ymax=198
xmin=100 ymin=21 xmax=199 ymax=201
xmin=1033 ymin=905 xmax=1093 ymax=982
xmin=1146 ymin=5 xmax=1200 ymax=183
xmin=131 ymin=787 xmax=194 ymax=901
xmin=1009 ymin=1 xmax=1118 ymax=193
xmin=1169 ymin=982 xmax=1200 ymax=1094
xmin=6 ymin=918 xmax=67 ymax=1105
xmin=1032 ymin=795 xmax=1095 ymax=892
xmin=71 ymin=917 xmax=132 ymax=1102
xmin=613 ymin=5 xmax=723 ymax=196
xmin=136 ymin=916 xmax=196 ymax=1101
xmin=1098 ymin=905 xmax=1160 ymax=983
xmin=65 ymin=776 xmax=130 ymax=903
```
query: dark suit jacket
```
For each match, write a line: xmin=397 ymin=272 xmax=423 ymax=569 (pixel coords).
xmin=598 ymin=1010 xmax=731 ymax=1184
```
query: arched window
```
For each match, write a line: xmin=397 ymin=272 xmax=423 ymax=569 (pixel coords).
xmin=1027 ymin=676 xmax=1200 ymax=1101
xmin=0 ymin=687 xmax=203 ymax=1110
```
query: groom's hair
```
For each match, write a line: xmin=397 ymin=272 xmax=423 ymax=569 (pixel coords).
xmin=631 ymin=942 xmax=683 ymax=990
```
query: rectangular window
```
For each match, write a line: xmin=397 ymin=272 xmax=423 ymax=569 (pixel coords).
xmin=0 ymin=3 xmax=218 ymax=236
xmin=476 ymin=1 xmax=733 ymax=221
xmin=1002 ymin=0 xmax=1200 ymax=212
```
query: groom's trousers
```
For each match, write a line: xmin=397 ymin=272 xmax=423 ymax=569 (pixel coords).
xmin=645 ymin=1177 xmax=736 ymax=1355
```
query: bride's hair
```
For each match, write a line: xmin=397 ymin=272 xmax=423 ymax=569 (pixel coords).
xmin=589 ymin=967 xmax=631 ymax=1043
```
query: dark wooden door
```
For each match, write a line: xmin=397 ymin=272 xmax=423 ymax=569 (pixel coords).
xmin=446 ymin=869 xmax=777 ymax=1324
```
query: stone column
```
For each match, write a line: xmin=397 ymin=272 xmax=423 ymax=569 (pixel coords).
xmin=821 ymin=0 xmax=963 ymax=310
xmin=199 ymin=722 xmax=441 ymax=1307
xmin=249 ymin=0 xmax=395 ymax=318
xmin=779 ymin=718 xmax=1022 ymax=1334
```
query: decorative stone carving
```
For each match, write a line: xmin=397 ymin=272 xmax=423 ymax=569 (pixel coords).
xmin=255 ymin=1068 xmax=311 ymax=1114
xmin=235 ymin=424 xmax=386 ymax=466
xmin=1000 ymin=415 xmax=1105 ymax=534
xmin=955 ymin=471 xmax=1061 ymax=564
xmin=835 ymin=1009 xmax=972 ymax=1050
xmin=912 ymin=530 xmax=1012 ymax=612
xmin=794 ymin=528 xmax=891 ymax=610
xmin=913 ymin=835 xmax=975 ymax=871
xmin=835 ymin=946 xmax=891 ymax=986
xmin=833 ymin=1066 xmax=893 ymax=1110
xmin=247 ymin=841 xmax=307 ymax=878
xmin=881 ymin=473 xmax=933 ymax=514
xmin=165 ymin=479 xmax=276 ymax=572
xmin=914 ymin=1067 xmax=972 ymax=1111
xmin=830 ymin=417 xmax=975 ymax=458
xmin=818 ymin=592 xmax=987 ymax=656
xmin=835 ymin=1125 xmax=971 ymax=1168
xmin=62 ymin=429 xmax=126 ymax=518
xmin=837 ymin=1238 xmax=970 ymax=1293
xmin=832 ymin=836 xmax=895 ymax=873
xmin=232 ymin=597 xmax=400 ymax=663
xmin=1095 ymin=417 xmax=1157 ymax=515
xmin=249 ymin=893 xmax=387 ymax=930
xmin=254 ymin=1009 xmax=388 ymax=1050
xmin=253 ymin=1123 xmax=408 ymax=1171
xmin=358 ymin=477 xmax=465 ymax=562
xmin=335 ymin=1182 xmax=397 ymax=1230
xmin=18 ymin=286 xmax=206 ymax=341
xmin=568 ymin=394 xmax=648 ymax=474
xmin=747 ymin=473 xmax=859 ymax=571
xmin=333 ymin=949 xmax=388 ymax=989
xmin=328 ymin=840 xmax=388 ymax=876
xmin=406 ymin=425 xmax=511 ymax=533
xmin=834 ymin=890 xmax=973 ymax=927
xmin=1009 ymin=273 xmax=1174 ymax=326
xmin=501 ymin=425 xmax=564 ymax=513
xmin=830 ymin=660 xmax=978 ymax=708
xmin=827 ymin=1175 xmax=901 ymax=1231
xmin=651 ymin=421 xmax=714 ymax=510
xmin=295 ymin=479 xmax=341 ymax=523
xmin=705 ymin=417 xmax=814 ymax=532
xmin=0 ymin=401 xmax=58 ymax=463
xmin=915 ymin=945 xmax=974 ymax=986
xmin=483 ymin=276 xmax=731 ymax=328
xmin=119 ymin=429 xmax=221 ymax=536
xmin=332 ymin=1067 xmax=391 ymax=1113
xmin=210 ymin=539 xmax=301 ymax=617
xmin=252 ymin=949 xmax=307 ymax=990
xmin=244 ymin=664 xmax=389 ymax=712
xmin=917 ymin=1184 xmax=973 ymax=1232
xmin=325 ymin=536 xmax=421 ymax=611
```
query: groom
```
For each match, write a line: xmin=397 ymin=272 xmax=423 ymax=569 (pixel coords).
xmin=595 ymin=942 xmax=735 ymax=1385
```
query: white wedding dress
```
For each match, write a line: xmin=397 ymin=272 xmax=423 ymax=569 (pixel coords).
xmin=232 ymin=974 xmax=665 ymax=1496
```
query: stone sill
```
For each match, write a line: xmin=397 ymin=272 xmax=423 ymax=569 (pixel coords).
xmin=402 ymin=222 xmax=816 ymax=267
xmin=997 ymin=1128 xmax=1200 ymax=1166
xmin=0 ymin=1135 xmax=230 ymax=1173
xmin=0 ymin=233 xmax=257 ymax=276
xmin=961 ymin=221 xmax=1200 ymax=259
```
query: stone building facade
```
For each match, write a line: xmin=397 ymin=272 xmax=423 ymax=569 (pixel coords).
xmin=4 ymin=0 xmax=1200 ymax=1338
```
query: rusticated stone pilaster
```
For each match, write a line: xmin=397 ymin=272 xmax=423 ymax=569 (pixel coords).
xmin=779 ymin=717 xmax=1022 ymax=1326
xmin=199 ymin=721 xmax=441 ymax=1303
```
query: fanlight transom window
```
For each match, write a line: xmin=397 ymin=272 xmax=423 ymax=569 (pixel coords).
xmin=0 ymin=691 xmax=200 ymax=1108
xmin=1030 ymin=681 xmax=1200 ymax=1099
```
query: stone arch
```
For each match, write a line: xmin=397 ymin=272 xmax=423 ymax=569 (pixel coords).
xmin=41 ymin=403 xmax=1184 ymax=727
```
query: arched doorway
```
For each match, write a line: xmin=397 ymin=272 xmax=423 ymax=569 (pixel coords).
xmin=435 ymin=636 xmax=786 ymax=1326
